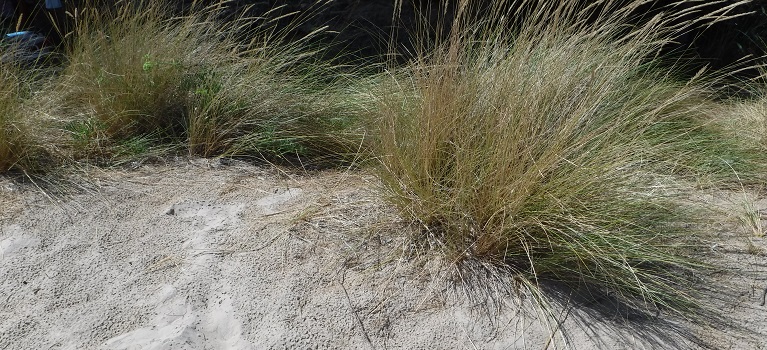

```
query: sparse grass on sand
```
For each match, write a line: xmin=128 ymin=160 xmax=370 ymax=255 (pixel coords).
xmin=370 ymin=0 xmax=759 ymax=319
xmin=3 ymin=0 xmax=767 ymax=337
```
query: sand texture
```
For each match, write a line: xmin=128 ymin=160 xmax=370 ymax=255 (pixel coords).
xmin=2 ymin=160 xmax=766 ymax=349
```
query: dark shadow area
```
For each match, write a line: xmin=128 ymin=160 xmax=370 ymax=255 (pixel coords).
xmin=4 ymin=1 xmax=763 ymax=79
xmin=0 ymin=1 xmax=763 ymax=65
xmin=200 ymin=1 xmax=766 ymax=77
xmin=449 ymin=259 xmax=749 ymax=349
xmin=539 ymin=279 xmax=708 ymax=349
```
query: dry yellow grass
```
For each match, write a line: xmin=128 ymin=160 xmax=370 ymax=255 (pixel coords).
xmin=369 ymin=0 xmax=756 ymax=319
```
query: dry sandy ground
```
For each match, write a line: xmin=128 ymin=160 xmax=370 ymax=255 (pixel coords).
xmin=1 ymin=159 xmax=766 ymax=349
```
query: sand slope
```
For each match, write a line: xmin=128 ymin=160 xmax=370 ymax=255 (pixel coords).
xmin=1 ymin=160 xmax=766 ymax=349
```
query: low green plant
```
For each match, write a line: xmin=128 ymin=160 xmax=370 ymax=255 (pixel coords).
xmin=371 ymin=0 xmax=745 ymax=318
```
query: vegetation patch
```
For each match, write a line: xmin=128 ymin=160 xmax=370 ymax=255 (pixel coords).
xmin=0 ymin=63 xmax=53 ymax=173
xmin=370 ymin=0 xmax=757 ymax=318
xmin=44 ymin=1 xmax=364 ymax=165
xmin=2 ymin=0 xmax=767 ymax=338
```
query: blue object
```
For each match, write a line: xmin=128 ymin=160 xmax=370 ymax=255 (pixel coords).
xmin=6 ymin=31 xmax=32 ymax=39
xmin=4 ymin=31 xmax=46 ymax=49
xmin=45 ymin=0 xmax=63 ymax=9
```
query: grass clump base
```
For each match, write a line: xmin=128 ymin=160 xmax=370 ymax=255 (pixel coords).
xmin=371 ymin=0 xmax=731 ymax=319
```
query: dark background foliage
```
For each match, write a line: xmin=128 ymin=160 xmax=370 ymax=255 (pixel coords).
xmin=5 ymin=0 xmax=767 ymax=74
xmin=215 ymin=1 xmax=767 ymax=74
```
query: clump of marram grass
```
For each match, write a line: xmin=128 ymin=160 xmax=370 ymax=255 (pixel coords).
xmin=0 ymin=64 xmax=31 ymax=172
xmin=56 ymin=1 xmax=215 ymax=154
xmin=371 ymin=0 xmax=747 ymax=318
xmin=723 ymin=99 xmax=767 ymax=150
xmin=55 ymin=0 xmax=364 ymax=165
xmin=0 ymin=63 xmax=52 ymax=173
xmin=187 ymin=63 xmax=367 ymax=164
xmin=723 ymin=69 xmax=767 ymax=150
xmin=706 ymin=69 xmax=767 ymax=187
xmin=185 ymin=29 xmax=367 ymax=164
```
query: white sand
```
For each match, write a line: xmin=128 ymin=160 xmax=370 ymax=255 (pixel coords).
xmin=1 ymin=160 xmax=766 ymax=349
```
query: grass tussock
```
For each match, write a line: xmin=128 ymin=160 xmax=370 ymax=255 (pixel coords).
xmin=0 ymin=63 xmax=50 ymax=172
xmin=59 ymin=2 xmax=213 ymax=148
xmin=0 ymin=0 xmax=765 ymax=332
xmin=0 ymin=64 xmax=29 ymax=171
xmin=708 ymin=71 xmax=767 ymax=187
xmin=371 ymin=0 xmax=742 ymax=316
xmin=721 ymin=71 xmax=767 ymax=152
xmin=54 ymin=0 xmax=363 ymax=164
xmin=185 ymin=49 xmax=366 ymax=163
xmin=725 ymin=99 xmax=767 ymax=150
